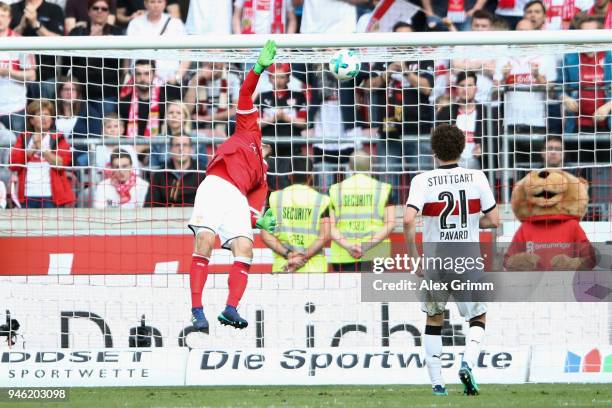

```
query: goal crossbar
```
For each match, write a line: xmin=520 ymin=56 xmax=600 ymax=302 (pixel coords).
xmin=1 ymin=30 xmax=612 ymax=51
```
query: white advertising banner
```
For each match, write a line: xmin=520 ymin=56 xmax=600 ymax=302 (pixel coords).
xmin=529 ymin=346 xmax=612 ymax=383
xmin=1 ymin=275 xmax=608 ymax=351
xmin=185 ymin=347 xmax=530 ymax=385
xmin=0 ymin=348 xmax=188 ymax=387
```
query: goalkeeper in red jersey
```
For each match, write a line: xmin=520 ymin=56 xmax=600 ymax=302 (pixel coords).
xmin=187 ymin=40 xmax=277 ymax=330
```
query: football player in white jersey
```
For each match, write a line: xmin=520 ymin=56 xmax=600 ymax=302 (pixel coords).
xmin=403 ymin=124 xmax=500 ymax=396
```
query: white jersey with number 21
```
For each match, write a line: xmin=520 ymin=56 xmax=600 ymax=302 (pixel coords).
xmin=406 ymin=164 xmax=496 ymax=243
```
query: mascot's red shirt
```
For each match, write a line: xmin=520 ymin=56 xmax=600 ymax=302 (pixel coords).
xmin=506 ymin=214 xmax=596 ymax=270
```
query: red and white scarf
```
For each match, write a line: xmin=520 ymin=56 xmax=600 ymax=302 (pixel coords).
xmin=111 ymin=171 xmax=137 ymax=205
xmin=544 ymin=0 xmax=577 ymax=20
xmin=447 ymin=0 xmax=466 ymax=24
xmin=125 ymin=78 xmax=162 ymax=138
xmin=589 ymin=2 xmax=612 ymax=29
xmin=241 ymin=0 xmax=285 ymax=34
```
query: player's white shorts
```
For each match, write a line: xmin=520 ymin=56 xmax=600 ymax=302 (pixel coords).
xmin=421 ymin=298 xmax=487 ymax=321
xmin=188 ymin=175 xmax=253 ymax=249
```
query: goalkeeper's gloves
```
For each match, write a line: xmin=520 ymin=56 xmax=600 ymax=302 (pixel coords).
xmin=255 ymin=208 xmax=277 ymax=233
xmin=254 ymin=40 xmax=277 ymax=75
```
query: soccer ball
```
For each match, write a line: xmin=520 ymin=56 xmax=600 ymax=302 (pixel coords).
xmin=329 ymin=49 xmax=361 ymax=81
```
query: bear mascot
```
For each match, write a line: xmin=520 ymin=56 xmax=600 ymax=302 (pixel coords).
xmin=505 ymin=169 xmax=596 ymax=271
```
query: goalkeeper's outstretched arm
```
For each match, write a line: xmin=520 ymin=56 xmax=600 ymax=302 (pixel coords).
xmin=235 ymin=40 xmax=277 ymax=134
xmin=237 ymin=40 xmax=277 ymax=114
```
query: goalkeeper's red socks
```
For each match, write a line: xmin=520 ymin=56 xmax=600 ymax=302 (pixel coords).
xmin=189 ymin=253 xmax=210 ymax=309
xmin=226 ymin=258 xmax=251 ymax=308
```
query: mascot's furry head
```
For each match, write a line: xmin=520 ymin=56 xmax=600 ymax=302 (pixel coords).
xmin=511 ymin=169 xmax=589 ymax=221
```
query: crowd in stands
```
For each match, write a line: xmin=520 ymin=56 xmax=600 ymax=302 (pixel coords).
xmin=0 ymin=0 xmax=610 ymax=219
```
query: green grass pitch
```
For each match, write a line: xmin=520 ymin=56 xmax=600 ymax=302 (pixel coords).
xmin=2 ymin=384 xmax=611 ymax=408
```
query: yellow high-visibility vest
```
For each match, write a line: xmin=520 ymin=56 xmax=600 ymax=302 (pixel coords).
xmin=329 ymin=174 xmax=392 ymax=264
xmin=269 ymin=184 xmax=330 ymax=273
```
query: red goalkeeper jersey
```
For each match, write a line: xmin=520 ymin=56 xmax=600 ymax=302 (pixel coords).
xmin=207 ymin=69 xmax=268 ymax=218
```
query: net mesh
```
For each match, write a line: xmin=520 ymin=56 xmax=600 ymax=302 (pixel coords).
xmin=0 ymin=41 xmax=609 ymax=351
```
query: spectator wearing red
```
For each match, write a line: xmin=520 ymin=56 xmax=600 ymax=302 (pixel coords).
xmin=561 ymin=15 xmax=611 ymax=211
xmin=589 ymin=0 xmax=612 ymax=28
xmin=0 ymin=1 xmax=35 ymax=134
xmin=232 ymin=0 xmax=297 ymax=34
xmin=562 ymin=16 xmax=612 ymax=133
xmin=542 ymin=0 xmax=592 ymax=30
xmin=9 ymin=99 xmax=75 ymax=208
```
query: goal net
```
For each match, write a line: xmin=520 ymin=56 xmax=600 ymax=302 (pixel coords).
xmin=0 ymin=32 xmax=610 ymax=385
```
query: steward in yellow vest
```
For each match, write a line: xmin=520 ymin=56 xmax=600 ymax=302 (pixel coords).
xmin=329 ymin=152 xmax=397 ymax=272
xmin=261 ymin=157 xmax=331 ymax=273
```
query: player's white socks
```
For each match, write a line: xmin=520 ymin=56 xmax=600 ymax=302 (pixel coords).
xmin=424 ymin=325 xmax=444 ymax=387
xmin=463 ymin=321 xmax=486 ymax=369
